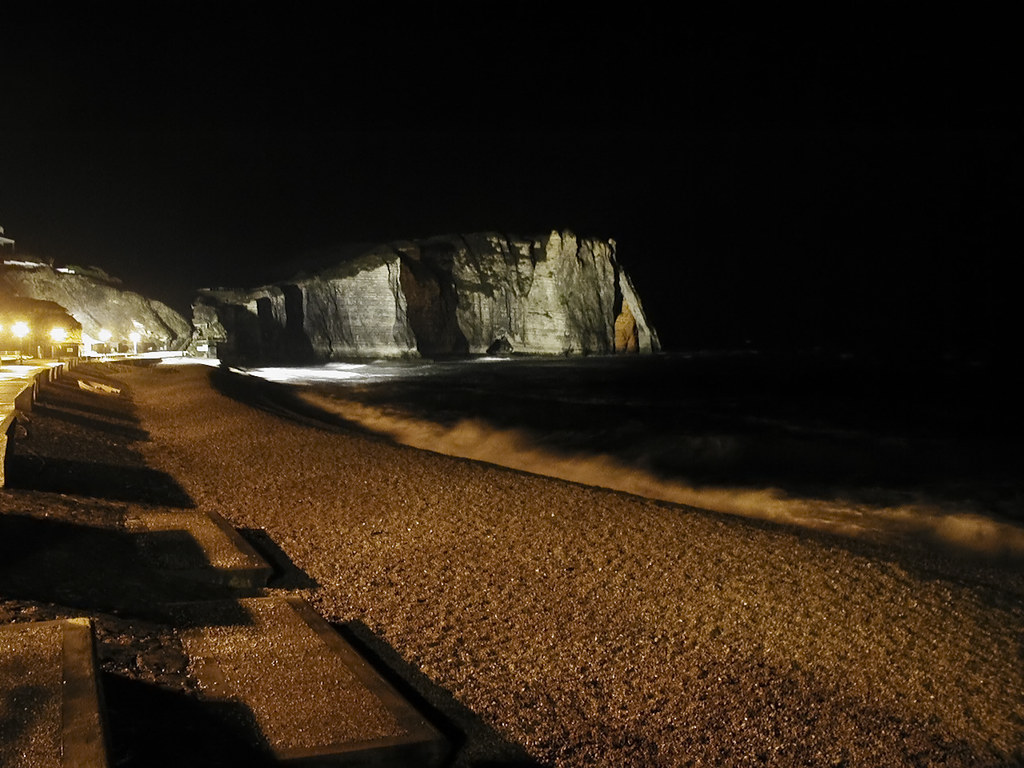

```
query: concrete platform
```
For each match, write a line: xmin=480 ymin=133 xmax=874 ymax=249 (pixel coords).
xmin=0 ymin=400 xmax=17 ymax=488
xmin=0 ymin=618 xmax=109 ymax=768
xmin=0 ymin=362 xmax=65 ymax=412
xmin=175 ymin=596 xmax=449 ymax=766
xmin=1 ymin=362 xmax=66 ymax=487
xmin=127 ymin=510 xmax=273 ymax=589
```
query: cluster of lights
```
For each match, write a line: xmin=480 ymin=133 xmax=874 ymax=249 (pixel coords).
xmin=0 ymin=321 xmax=58 ymax=339
xmin=94 ymin=329 xmax=142 ymax=350
xmin=1 ymin=322 xmax=145 ymax=358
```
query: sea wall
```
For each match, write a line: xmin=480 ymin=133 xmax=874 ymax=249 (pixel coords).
xmin=193 ymin=230 xmax=659 ymax=363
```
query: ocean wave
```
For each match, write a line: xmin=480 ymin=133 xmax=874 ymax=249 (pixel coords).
xmin=295 ymin=389 xmax=1024 ymax=559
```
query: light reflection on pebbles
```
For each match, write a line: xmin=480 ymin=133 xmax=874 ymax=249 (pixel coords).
xmin=180 ymin=599 xmax=402 ymax=751
xmin=0 ymin=622 xmax=62 ymax=768
xmin=135 ymin=366 xmax=1024 ymax=767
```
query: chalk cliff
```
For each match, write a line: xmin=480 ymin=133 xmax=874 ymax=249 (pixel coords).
xmin=2 ymin=261 xmax=191 ymax=351
xmin=193 ymin=230 xmax=660 ymax=363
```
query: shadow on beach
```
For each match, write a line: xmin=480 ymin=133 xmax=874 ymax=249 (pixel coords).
xmin=337 ymin=620 xmax=541 ymax=768
xmin=4 ymin=368 xmax=194 ymax=507
xmin=35 ymin=375 xmax=145 ymax=424
xmin=207 ymin=364 xmax=384 ymax=439
xmin=102 ymin=675 xmax=275 ymax=768
xmin=237 ymin=528 xmax=320 ymax=591
xmin=4 ymin=454 xmax=194 ymax=506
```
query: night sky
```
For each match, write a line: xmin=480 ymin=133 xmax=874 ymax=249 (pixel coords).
xmin=1 ymin=17 xmax=1019 ymax=356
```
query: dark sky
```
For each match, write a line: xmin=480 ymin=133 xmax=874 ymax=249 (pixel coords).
xmin=1 ymin=16 xmax=1019 ymax=355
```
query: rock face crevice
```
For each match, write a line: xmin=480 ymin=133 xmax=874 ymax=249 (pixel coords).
xmin=193 ymin=230 xmax=659 ymax=363
xmin=397 ymin=242 xmax=468 ymax=357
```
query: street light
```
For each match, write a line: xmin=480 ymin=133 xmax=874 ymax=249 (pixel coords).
xmin=129 ymin=331 xmax=141 ymax=355
xmin=50 ymin=327 xmax=67 ymax=359
xmin=95 ymin=329 xmax=112 ymax=357
xmin=12 ymin=321 xmax=29 ymax=364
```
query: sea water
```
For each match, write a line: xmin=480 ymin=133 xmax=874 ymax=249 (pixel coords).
xmin=233 ymin=351 xmax=1024 ymax=557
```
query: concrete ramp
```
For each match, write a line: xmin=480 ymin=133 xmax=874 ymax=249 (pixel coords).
xmin=175 ymin=596 xmax=449 ymax=766
xmin=0 ymin=618 xmax=109 ymax=768
xmin=127 ymin=510 xmax=273 ymax=589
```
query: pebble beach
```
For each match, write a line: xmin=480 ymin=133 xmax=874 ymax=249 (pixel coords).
xmin=22 ymin=361 xmax=1024 ymax=767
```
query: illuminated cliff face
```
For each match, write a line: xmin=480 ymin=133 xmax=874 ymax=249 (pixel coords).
xmin=2 ymin=263 xmax=191 ymax=352
xmin=193 ymin=231 xmax=660 ymax=364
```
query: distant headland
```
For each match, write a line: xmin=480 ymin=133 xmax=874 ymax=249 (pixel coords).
xmin=3 ymin=230 xmax=660 ymax=363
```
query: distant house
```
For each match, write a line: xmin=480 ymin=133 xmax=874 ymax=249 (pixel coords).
xmin=0 ymin=296 xmax=83 ymax=359
xmin=0 ymin=225 xmax=14 ymax=250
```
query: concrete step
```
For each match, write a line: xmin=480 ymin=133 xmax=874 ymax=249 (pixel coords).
xmin=173 ymin=596 xmax=449 ymax=766
xmin=0 ymin=617 xmax=109 ymax=768
xmin=127 ymin=510 xmax=273 ymax=590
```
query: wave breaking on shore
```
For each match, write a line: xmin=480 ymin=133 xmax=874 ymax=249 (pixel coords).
xmin=289 ymin=388 xmax=1024 ymax=560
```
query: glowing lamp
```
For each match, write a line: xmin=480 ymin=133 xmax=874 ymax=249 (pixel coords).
xmin=12 ymin=321 xmax=29 ymax=339
xmin=50 ymin=327 xmax=67 ymax=343
xmin=98 ymin=329 xmax=112 ymax=342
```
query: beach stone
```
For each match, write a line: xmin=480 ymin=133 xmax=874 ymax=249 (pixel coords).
xmin=487 ymin=336 xmax=514 ymax=355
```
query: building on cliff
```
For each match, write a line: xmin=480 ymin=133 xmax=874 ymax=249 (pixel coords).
xmin=191 ymin=230 xmax=660 ymax=364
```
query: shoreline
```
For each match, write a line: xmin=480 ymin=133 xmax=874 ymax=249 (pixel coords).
xmin=294 ymin=386 xmax=1024 ymax=562
xmin=131 ymin=363 xmax=1023 ymax=766
xmin=220 ymin=352 xmax=1024 ymax=559
xmin=5 ymin=361 xmax=1024 ymax=766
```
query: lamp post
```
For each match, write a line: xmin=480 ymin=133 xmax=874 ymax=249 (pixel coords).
xmin=90 ymin=329 xmax=111 ymax=357
xmin=129 ymin=331 xmax=141 ymax=356
xmin=12 ymin=321 xmax=29 ymax=364
xmin=50 ymin=327 xmax=67 ymax=359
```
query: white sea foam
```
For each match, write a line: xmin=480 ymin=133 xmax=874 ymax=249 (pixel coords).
xmin=292 ymin=389 xmax=1024 ymax=559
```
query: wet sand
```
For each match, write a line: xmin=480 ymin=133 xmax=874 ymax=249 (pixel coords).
xmin=127 ymin=362 xmax=1024 ymax=767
